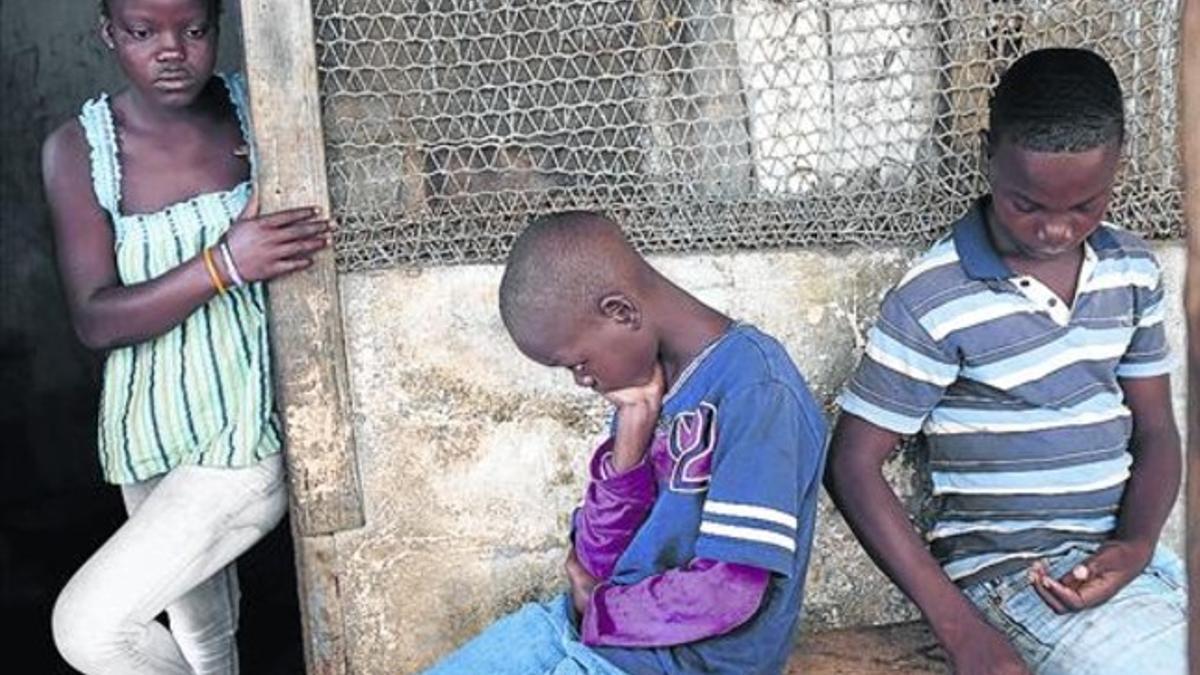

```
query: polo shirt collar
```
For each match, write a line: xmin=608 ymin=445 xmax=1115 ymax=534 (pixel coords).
xmin=952 ymin=197 xmax=1011 ymax=280
xmin=952 ymin=196 xmax=1122 ymax=281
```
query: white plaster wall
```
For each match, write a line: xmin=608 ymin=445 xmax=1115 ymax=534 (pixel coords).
xmin=735 ymin=1 xmax=939 ymax=193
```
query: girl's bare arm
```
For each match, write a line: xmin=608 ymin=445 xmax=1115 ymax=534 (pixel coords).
xmin=42 ymin=121 xmax=328 ymax=351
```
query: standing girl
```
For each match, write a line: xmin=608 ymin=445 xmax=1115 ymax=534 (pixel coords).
xmin=42 ymin=0 xmax=329 ymax=672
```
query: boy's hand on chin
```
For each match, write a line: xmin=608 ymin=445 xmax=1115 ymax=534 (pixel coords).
xmin=602 ymin=361 xmax=666 ymax=413
xmin=1028 ymin=540 xmax=1151 ymax=613
xmin=603 ymin=362 xmax=665 ymax=472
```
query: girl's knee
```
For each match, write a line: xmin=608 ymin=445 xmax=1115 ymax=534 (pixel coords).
xmin=52 ymin=584 xmax=116 ymax=672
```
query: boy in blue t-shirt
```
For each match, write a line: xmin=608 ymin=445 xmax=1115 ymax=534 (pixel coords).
xmin=426 ymin=212 xmax=827 ymax=674
xmin=826 ymin=49 xmax=1186 ymax=675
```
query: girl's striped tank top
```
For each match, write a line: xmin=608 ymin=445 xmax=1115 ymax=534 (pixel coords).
xmin=78 ymin=72 xmax=282 ymax=484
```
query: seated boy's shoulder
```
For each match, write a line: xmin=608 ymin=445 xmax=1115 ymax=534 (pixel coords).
xmin=1092 ymin=224 xmax=1166 ymax=285
xmin=689 ymin=326 xmax=826 ymax=449
xmin=712 ymin=326 xmax=816 ymax=402
xmin=721 ymin=324 xmax=791 ymax=372
xmin=1096 ymin=222 xmax=1157 ymax=257
xmin=892 ymin=235 xmax=966 ymax=296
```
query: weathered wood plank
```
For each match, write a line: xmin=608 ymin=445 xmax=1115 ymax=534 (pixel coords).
xmin=291 ymin=528 xmax=349 ymax=675
xmin=1181 ymin=1 xmax=1200 ymax=672
xmin=237 ymin=0 xmax=363 ymax=538
xmin=238 ymin=1 xmax=362 ymax=673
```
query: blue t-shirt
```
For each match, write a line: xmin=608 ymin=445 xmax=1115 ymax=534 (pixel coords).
xmin=593 ymin=323 xmax=828 ymax=675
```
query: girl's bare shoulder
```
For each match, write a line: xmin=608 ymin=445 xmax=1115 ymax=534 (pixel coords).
xmin=42 ymin=117 xmax=89 ymax=185
xmin=42 ymin=116 xmax=107 ymax=223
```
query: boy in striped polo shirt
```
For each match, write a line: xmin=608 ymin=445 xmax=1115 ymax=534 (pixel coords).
xmin=427 ymin=212 xmax=828 ymax=674
xmin=826 ymin=48 xmax=1186 ymax=675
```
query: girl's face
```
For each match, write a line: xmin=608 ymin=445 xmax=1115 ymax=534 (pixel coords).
xmin=102 ymin=0 xmax=219 ymax=107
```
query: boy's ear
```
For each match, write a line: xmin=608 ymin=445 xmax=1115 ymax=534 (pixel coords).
xmin=979 ymin=129 xmax=993 ymax=160
xmin=598 ymin=293 xmax=640 ymax=328
xmin=978 ymin=129 xmax=996 ymax=181
xmin=99 ymin=18 xmax=116 ymax=50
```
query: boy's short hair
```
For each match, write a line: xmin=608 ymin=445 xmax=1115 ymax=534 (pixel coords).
xmin=499 ymin=211 xmax=640 ymax=342
xmin=989 ymin=48 xmax=1124 ymax=152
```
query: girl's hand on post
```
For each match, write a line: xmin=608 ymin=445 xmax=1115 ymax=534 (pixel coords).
xmin=221 ymin=191 xmax=332 ymax=283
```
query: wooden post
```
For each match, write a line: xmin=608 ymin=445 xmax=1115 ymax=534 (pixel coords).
xmin=1182 ymin=1 xmax=1200 ymax=672
xmin=238 ymin=1 xmax=364 ymax=673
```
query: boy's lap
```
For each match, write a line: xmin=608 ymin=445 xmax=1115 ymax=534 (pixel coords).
xmin=963 ymin=546 xmax=1186 ymax=675
xmin=426 ymin=595 xmax=628 ymax=675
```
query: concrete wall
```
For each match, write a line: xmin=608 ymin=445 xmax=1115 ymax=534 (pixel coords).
xmin=335 ymin=242 xmax=1188 ymax=673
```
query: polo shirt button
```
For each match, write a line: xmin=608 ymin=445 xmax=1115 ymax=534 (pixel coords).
xmin=1019 ymin=279 xmax=1031 ymax=287
xmin=1048 ymin=298 xmax=1058 ymax=307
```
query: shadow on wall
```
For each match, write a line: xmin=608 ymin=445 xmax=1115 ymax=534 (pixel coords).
xmin=0 ymin=1 xmax=302 ymax=671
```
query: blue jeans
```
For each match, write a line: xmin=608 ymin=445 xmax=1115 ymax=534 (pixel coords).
xmin=962 ymin=544 xmax=1187 ymax=675
xmin=424 ymin=594 xmax=629 ymax=675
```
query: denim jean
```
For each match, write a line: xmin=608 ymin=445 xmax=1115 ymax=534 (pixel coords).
xmin=52 ymin=455 xmax=287 ymax=674
xmin=962 ymin=544 xmax=1187 ymax=675
xmin=424 ymin=594 xmax=630 ymax=675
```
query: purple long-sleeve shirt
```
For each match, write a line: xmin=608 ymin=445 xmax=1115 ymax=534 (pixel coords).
xmin=572 ymin=436 xmax=771 ymax=647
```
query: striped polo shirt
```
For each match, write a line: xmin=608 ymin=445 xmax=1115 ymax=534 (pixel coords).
xmin=839 ymin=198 xmax=1171 ymax=586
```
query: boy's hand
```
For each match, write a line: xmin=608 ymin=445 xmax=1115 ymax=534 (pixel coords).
xmin=564 ymin=546 xmax=599 ymax=620
xmin=604 ymin=362 xmax=665 ymax=472
xmin=1028 ymin=540 xmax=1151 ymax=613
xmin=602 ymin=361 xmax=666 ymax=412
xmin=945 ymin=619 xmax=1031 ymax=675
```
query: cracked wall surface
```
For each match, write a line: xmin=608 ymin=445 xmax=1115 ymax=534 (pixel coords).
xmin=335 ymin=243 xmax=1188 ymax=673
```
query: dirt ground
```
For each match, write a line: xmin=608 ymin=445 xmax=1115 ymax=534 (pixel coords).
xmin=789 ymin=621 xmax=949 ymax=674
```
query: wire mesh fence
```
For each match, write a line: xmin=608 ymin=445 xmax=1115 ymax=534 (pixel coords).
xmin=312 ymin=0 xmax=1182 ymax=272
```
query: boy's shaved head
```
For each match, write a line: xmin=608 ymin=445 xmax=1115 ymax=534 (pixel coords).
xmin=989 ymin=48 xmax=1124 ymax=153
xmin=499 ymin=211 xmax=648 ymax=346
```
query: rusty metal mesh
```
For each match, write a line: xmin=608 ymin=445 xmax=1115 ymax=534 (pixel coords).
xmin=312 ymin=0 xmax=1182 ymax=272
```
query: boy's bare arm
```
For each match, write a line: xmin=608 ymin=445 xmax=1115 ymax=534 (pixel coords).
xmin=825 ymin=414 xmax=1029 ymax=675
xmin=1116 ymin=374 xmax=1181 ymax=553
xmin=1031 ymin=374 xmax=1180 ymax=612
